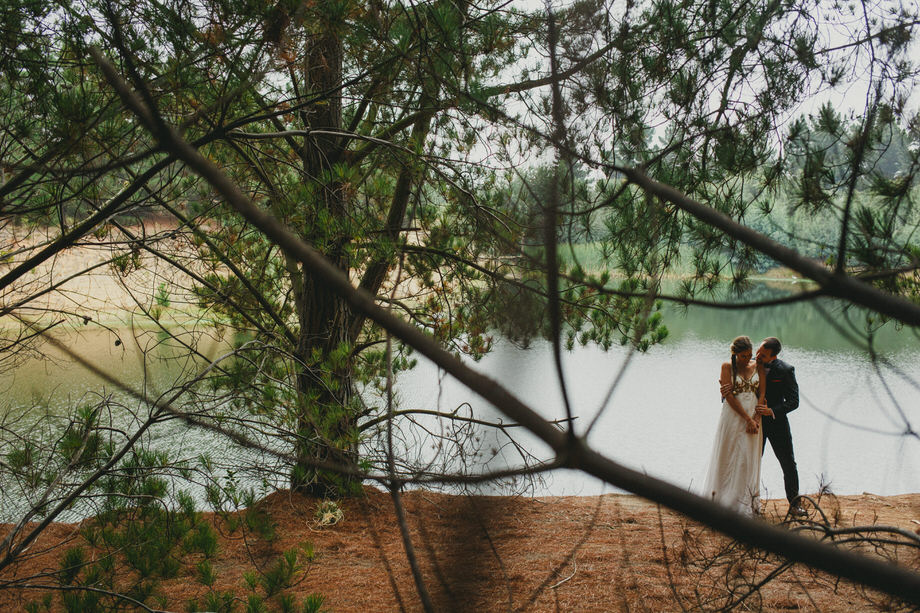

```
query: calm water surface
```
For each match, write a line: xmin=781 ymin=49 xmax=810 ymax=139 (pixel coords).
xmin=3 ymin=287 xmax=919 ymax=501
xmin=397 ymin=291 xmax=920 ymax=497
xmin=398 ymin=336 xmax=920 ymax=497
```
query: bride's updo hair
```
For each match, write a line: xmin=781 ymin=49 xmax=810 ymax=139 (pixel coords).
xmin=729 ymin=335 xmax=753 ymax=392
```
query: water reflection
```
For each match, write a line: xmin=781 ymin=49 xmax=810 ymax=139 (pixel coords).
xmin=659 ymin=282 xmax=920 ymax=352
xmin=0 ymin=326 xmax=231 ymax=413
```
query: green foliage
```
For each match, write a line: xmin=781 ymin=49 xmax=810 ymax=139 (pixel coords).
xmin=260 ymin=549 xmax=300 ymax=597
xmin=246 ymin=594 xmax=268 ymax=613
xmin=230 ymin=546 xmax=321 ymax=612
xmin=23 ymin=595 xmax=53 ymax=613
xmin=2 ymin=406 xmax=117 ymax=524
xmin=277 ymin=594 xmax=297 ymax=613
xmin=58 ymin=546 xmax=85 ymax=585
xmin=59 ymin=406 xmax=103 ymax=468
xmin=200 ymin=590 xmax=237 ymax=613
xmin=27 ymin=444 xmax=221 ymax=610
xmin=301 ymin=594 xmax=327 ymax=613
xmin=61 ymin=587 xmax=101 ymax=613
xmin=0 ymin=0 xmax=613 ymax=495
xmin=196 ymin=559 xmax=217 ymax=587
xmin=242 ymin=497 xmax=276 ymax=542
xmin=186 ymin=521 xmax=220 ymax=558
xmin=37 ymin=461 xmax=328 ymax=613
xmin=243 ymin=569 xmax=259 ymax=591
xmin=5 ymin=441 xmax=39 ymax=487
xmin=155 ymin=282 xmax=171 ymax=307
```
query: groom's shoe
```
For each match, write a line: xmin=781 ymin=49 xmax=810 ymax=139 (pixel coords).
xmin=789 ymin=505 xmax=808 ymax=518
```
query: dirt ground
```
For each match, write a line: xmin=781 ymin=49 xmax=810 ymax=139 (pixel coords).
xmin=2 ymin=488 xmax=919 ymax=612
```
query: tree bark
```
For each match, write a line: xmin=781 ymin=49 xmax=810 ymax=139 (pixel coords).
xmin=291 ymin=22 xmax=359 ymax=496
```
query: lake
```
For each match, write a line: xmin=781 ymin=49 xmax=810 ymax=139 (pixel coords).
xmin=396 ymin=288 xmax=920 ymax=498
xmin=2 ymin=284 xmax=919 ymax=508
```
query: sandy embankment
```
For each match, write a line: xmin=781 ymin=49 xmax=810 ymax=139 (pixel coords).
xmin=1 ymin=220 xmax=208 ymax=327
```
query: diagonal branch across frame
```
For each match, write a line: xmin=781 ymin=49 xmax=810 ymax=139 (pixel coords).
xmin=89 ymin=45 xmax=920 ymax=607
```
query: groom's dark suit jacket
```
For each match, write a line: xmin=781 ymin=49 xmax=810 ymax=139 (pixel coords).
xmin=763 ymin=359 xmax=798 ymax=417
xmin=762 ymin=358 xmax=800 ymax=503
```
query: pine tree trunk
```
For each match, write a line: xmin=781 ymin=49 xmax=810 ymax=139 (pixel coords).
xmin=290 ymin=23 xmax=359 ymax=497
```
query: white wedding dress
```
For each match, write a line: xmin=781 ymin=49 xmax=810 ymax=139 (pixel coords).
xmin=703 ymin=370 xmax=763 ymax=515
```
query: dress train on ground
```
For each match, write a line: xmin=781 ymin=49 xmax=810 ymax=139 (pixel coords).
xmin=703 ymin=373 xmax=763 ymax=515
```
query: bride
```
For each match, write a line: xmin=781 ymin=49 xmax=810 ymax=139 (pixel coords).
xmin=703 ymin=336 xmax=768 ymax=515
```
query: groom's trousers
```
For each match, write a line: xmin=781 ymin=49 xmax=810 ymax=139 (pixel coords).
xmin=761 ymin=415 xmax=800 ymax=504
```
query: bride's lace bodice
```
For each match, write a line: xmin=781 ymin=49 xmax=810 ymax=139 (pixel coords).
xmin=732 ymin=370 xmax=760 ymax=395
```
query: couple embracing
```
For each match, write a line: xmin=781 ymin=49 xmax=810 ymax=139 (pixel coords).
xmin=703 ymin=336 xmax=804 ymax=517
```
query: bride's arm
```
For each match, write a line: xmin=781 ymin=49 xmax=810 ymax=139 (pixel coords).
xmin=721 ymin=362 xmax=758 ymax=433
xmin=755 ymin=363 xmax=773 ymax=418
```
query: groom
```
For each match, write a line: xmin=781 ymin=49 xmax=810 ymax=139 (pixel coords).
xmin=755 ymin=337 xmax=805 ymax=517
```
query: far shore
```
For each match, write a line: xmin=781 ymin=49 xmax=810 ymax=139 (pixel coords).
xmin=1 ymin=222 xmax=816 ymax=333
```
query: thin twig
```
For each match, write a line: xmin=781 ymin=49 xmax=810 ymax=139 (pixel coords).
xmin=549 ymin=558 xmax=578 ymax=590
